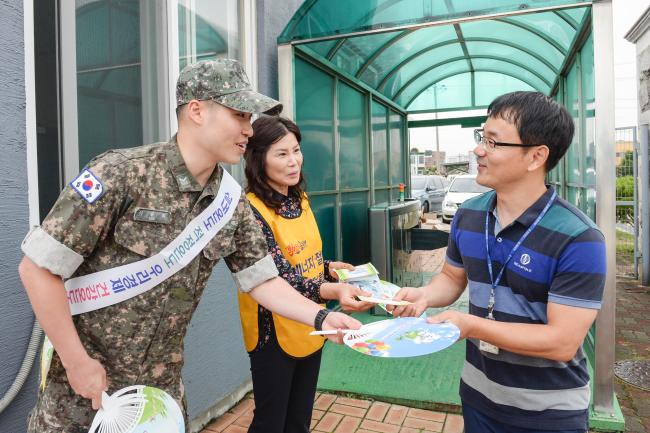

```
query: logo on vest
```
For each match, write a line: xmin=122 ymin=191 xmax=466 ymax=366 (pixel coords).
xmin=514 ymin=253 xmax=532 ymax=273
xmin=286 ymin=239 xmax=307 ymax=256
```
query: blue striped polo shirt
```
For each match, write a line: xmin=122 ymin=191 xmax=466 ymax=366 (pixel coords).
xmin=447 ymin=186 xmax=606 ymax=431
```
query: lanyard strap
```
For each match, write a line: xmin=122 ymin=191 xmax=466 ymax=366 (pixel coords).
xmin=484 ymin=190 xmax=557 ymax=319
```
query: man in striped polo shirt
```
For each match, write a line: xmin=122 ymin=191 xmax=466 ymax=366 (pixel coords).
xmin=392 ymin=91 xmax=606 ymax=433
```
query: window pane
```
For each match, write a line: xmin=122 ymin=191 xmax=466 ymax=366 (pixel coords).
xmin=461 ymin=20 xmax=565 ymax=70
xmin=407 ymin=74 xmax=472 ymax=111
xmin=338 ymin=82 xmax=368 ymax=189
xmin=341 ymin=192 xmax=370 ymax=264
xmin=564 ymin=6 xmax=590 ymax=24
xmin=311 ymin=194 xmax=337 ymax=260
xmin=466 ymin=40 xmax=557 ymax=82
xmin=296 ymin=58 xmax=336 ymax=191
xmin=550 ymin=91 xmax=565 ymax=195
xmin=566 ymin=186 xmax=582 ymax=210
xmin=390 ymin=110 xmax=405 ymax=185
xmin=506 ymin=13 xmax=575 ymax=51
xmin=390 ymin=186 xmax=402 ymax=202
xmin=372 ymin=100 xmax=389 ymax=187
xmin=360 ymin=26 xmax=459 ymax=89
xmin=75 ymin=0 xmax=166 ymax=167
xmin=565 ymin=62 xmax=581 ymax=185
xmin=475 ymin=71 xmax=536 ymax=107
xmin=581 ymin=35 xmax=596 ymax=187
xmin=471 ymin=58 xmax=550 ymax=93
xmin=178 ymin=0 xmax=240 ymax=70
xmin=585 ymin=187 xmax=596 ymax=221
xmin=393 ymin=59 xmax=468 ymax=106
xmin=374 ymin=188 xmax=389 ymax=204
xmin=331 ymin=32 xmax=396 ymax=76
xmin=279 ymin=1 xmax=590 ymax=43
xmin=547 ymin=165 xmax=558 ymax=183
xmin=308 ymin=40 xmax=339 ymax=59
xmin=380 ymin=42 xmax=464 ymax=98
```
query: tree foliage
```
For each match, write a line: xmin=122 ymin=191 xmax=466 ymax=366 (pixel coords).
xmin=616 ymin=176 xmax=634 ymax=201
xmin=423 ymin=166 xmax=438 ymax=175
xmin=616 ymin=151 xmax=634 ymax=177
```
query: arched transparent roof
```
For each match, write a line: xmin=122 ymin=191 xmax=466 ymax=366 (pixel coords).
xmin=280 ymin=0 xmax=592 ymax=112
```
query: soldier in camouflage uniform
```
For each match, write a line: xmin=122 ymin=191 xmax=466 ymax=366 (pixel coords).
xmin=19 ymin=59 xmax=360 ymax=433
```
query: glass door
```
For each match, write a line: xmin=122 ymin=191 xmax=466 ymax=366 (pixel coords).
xmin=59 ymin=0 xmax=252 ymax=181
xmin=178 ymin=0 xmax=240 ymax=70
xmin=69 ymin=0 xmax=170 ymax=170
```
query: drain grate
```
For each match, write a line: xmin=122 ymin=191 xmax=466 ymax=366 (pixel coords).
xmin=614 ymin=360 xmax=650 ymax=391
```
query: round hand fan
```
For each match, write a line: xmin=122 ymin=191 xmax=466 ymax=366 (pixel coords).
xmin=88 ymin=385 xmax=184 ymax=433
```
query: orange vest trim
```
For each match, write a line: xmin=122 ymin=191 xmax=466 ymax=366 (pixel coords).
xmin=238 ymin=192 xmax=325 ymax=358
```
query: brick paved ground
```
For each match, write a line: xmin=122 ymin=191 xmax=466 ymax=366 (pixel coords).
xmin=200 ymin=393 xmax=463 ymax=433
xmin=614 ymin=279 xmax=650 ymax=433
xmin=200 ymin=275 xmax=650 ymax=433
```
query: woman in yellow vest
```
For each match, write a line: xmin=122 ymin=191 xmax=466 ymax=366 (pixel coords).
xmin=240 ymin=116 xmax=372 ymax=433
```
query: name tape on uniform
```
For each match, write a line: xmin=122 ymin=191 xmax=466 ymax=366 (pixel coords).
xmin=64 ymin=170 xmax=241 ymax=315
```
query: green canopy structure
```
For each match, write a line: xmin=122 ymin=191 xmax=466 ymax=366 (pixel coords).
xmin=279 ymin=0 xmax=592 ymax=113
xmin=276 ymin=2 xmax=620 ymax=430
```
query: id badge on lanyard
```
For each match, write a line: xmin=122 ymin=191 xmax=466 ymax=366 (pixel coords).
xmin=479 ymin=191 xmax=557 ymax=355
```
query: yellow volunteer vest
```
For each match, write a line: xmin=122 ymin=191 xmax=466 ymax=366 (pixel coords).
xmin=238 ymin=192 xmax=326 ymax=358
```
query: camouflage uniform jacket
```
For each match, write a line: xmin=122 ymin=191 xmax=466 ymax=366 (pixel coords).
xmin=21 ymin=138 xmax=278 ymax=432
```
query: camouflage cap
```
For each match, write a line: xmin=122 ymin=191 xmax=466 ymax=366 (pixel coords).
xmin=176 ymin=59 xmax=282 ymax=114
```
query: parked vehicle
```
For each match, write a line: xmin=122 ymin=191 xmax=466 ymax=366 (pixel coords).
xmin=411 ymin=175 xmax=448 ymax=213
xmin=441 ymin=174 xmax=491 ymax=223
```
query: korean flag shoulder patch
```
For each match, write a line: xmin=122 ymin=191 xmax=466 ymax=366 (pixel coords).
xmin=70 ymin=168 xmax=105 ymax=204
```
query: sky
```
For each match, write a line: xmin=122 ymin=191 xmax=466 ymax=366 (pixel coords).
xmin=409 ymin=0 xmax=650 ymax=159
xmin=613 ymin=0 xmax=650 ymax=127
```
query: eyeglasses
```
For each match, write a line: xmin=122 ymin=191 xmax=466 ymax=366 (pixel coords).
xmin=474 ymin=129 xmax=539 ymax=153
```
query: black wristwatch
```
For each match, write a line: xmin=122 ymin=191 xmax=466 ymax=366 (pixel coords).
xmin=314 ymin=308 xmax=331 ymax=331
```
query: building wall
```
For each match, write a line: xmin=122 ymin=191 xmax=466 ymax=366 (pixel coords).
xmin=0 ymin=1 xmax=41 ymax=432
xmin=183 ymin=263 xmax=251 ymax=425
xmin=256 ymin=0 xmax=303 ymax=99
xmin=636 ymin=30 xmax=650 ymax=125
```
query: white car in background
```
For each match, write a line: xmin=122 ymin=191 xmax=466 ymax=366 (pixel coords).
xmin=441 ymin=174 xmax=491 ymax=223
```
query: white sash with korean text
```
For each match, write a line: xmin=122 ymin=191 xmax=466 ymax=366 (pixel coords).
xmin=64 ymin=170 xmax=241 ymax=315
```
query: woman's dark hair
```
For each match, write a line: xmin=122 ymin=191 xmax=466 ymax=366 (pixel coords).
xmin=244 ymin=115 xmax=306 ymax=212
xmin=487 ymin=91 xmax=574 ymax=172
